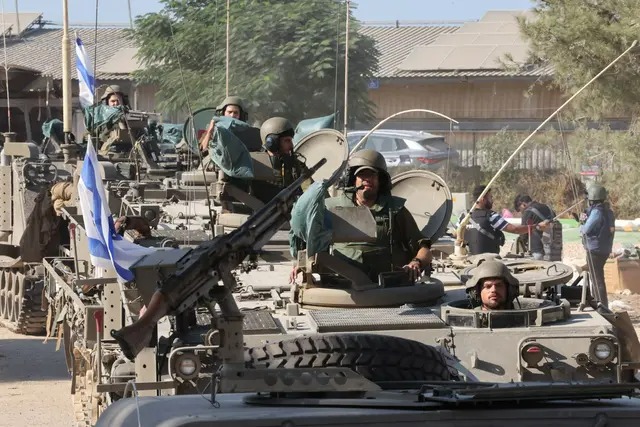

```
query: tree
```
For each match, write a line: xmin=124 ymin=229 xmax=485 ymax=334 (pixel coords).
xmin=130 ymin=0 xmax=379 ymax=125
xmin=519 ymin=0 xmax=640 ymax=117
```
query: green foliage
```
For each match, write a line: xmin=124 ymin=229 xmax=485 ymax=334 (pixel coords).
xmin=130 ymin=0 xmax=379 ymax=125
xmin=519 ymin=0 xmax=640 ymax=117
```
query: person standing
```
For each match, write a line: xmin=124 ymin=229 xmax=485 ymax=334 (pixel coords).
xmin=581 ymin=184 xmax=615 ymax=308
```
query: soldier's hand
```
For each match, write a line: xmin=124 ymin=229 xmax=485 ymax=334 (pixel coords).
xmin=403 ymin=259 xmax=422 ymax=283
xmin=538 ymin=220 xmax=550 ymax=231
xmin=289 ymin=265 xmax=303 ymax=284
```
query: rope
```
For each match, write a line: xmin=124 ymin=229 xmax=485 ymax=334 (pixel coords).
xmin=123 ymin=380 xmax=143 ymax=427
xmin=167 ymin=17 xmax=216 ymax=240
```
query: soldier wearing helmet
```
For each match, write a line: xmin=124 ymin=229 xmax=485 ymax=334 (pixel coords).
xmin=100 ymin=84 xmax=128 ymax=108
xmin=580 ymin=184 xmax=615 ymax=308
xmin=322 ymin=149 xmax=433 ymax=283
xmin=465 ymin=260 xmax=520 ymax=311
xmin=216 ymin=96 xmax=248 ymax=122
xmin=198 ymin=96 xmax=250 ymax=152
xmin=249 ymin=116 xmax=310 ymax=203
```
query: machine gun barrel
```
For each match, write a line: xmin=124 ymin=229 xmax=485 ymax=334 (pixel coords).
xmin=111 ymin=157 xmax=326 ymax=360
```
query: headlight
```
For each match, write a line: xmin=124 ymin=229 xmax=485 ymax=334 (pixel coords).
xmin=589 ymin=338 xmax=615 ymax=364
xmin=174 ymin=353 xmax=201 ymax=380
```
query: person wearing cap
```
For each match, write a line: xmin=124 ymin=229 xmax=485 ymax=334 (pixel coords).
xmin=250 ymin=116 xmax=310 ymax=204
xmin=312 ymin=149 xmax=432 ymax=283
xmin=581 ymin=184 xmax=615 ymax=308
xmin=465 ymin=259 xmax=520 ymax=311
xmin=464 ymin=185 xmax=532 ymax=256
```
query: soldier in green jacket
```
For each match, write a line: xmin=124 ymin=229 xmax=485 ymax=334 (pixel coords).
xmin=290 ymin=149 xmax=432 ymax=284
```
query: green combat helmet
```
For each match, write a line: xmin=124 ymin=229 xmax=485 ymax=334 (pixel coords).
xmin=465 ymin=260 xmax=520 ymax=309
xmin=345 ymin=149 xmax=390 ymax=190
xmin=216 ymin=96 xmax=248 ymax=122
xmin=587 ymin=184 xmax=607 ymax=202
xmin=260 ymin=117 xmax=294 ymax=152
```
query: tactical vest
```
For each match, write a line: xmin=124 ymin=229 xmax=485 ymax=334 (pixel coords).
xmin=584 ymin=204 xmax=614 ymax=255
xmin=524 ymin=205 xmax=563 ymax=261
xmin=326 ymin=193 xmax=407 ymax=281
xmin=465 ymin=209 xmax=503 ymax=255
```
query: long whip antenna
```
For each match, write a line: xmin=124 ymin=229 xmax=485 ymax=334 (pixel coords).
xmin=454 ymin=39 xmax=638 ymax=254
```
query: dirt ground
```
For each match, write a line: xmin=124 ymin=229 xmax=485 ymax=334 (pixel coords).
xmin=0 ymin=328 xmax=74 ymax=427
xmin=610 ymin=292 xmax=640 ymax=327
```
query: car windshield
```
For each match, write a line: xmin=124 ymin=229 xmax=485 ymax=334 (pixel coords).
xmin=417 ymin=138 xmax=449 ymax=152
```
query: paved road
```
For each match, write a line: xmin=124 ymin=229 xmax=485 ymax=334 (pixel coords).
xmin=0 ymin=328 xmax=74 ymax=427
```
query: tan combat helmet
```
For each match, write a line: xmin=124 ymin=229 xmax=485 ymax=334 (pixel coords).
xmin=465 ymin=260 xmax=519 ymax=308
xmin=346 ymin=149 xmax=390 ymax=190
xmin=260 ymin=116 xmax=294 ymax=146
xmin=216 ymin=95 xmax=248 ymax=121
xmin=100 ymin=84 xmax=125 ymax=102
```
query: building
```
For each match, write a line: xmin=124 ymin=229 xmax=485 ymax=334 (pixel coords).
xmin=1 ymin=9 xmax=629 ymax=165
xmin=359 ymin=11 xmax=630 ymax=167
xmin=0 ymin=12 xmax=152 ymax=142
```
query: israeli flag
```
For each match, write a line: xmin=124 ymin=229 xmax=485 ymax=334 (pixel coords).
xmin=75 ymin=34 xmax=95 ymax=108
xmin=77 ymin=142 xmax=156 ymax=283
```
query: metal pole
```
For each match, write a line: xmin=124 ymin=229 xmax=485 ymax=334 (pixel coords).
xmin=62 ymin=0 xmax=73 ymax=140
xmin=343 ymin=0 xmax=349 ymax=136
xmin=225 ymin=0 xmax=230 ymax=97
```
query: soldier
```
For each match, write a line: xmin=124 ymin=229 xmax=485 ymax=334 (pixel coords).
xmin=293 ymin=149 xmax=432 ymax=283
xmin=465 ymin=259 xmax=519 ymax=311
xmin=215 ymin=95 xmax=248 ymax=122
xmin=251 ymin=116 xmax=311 ymax=203
xmin=465 ymin=185 xmax=531 ymax=255
xmin=199 ymin=96 xmax=249 ymax=152
xmin=513 ymin=194 xmax=554 ymax=260
xmin=581 ymin=184 xmax=615 ymax=308
xmin=101 ymin=85 xmax=128 ymax=108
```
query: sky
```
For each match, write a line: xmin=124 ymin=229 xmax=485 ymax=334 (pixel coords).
xmin=8 ymin=0 xmax=536 ymax=26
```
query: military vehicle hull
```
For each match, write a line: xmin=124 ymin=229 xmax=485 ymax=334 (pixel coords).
xmin=97 ymin=392 xmax=640 ymax=427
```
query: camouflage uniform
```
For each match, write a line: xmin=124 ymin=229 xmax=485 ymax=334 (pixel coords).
xmin=325 ymin=191 xmax=427 ymax=282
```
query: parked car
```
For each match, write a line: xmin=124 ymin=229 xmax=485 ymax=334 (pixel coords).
xmin=347 ymin=129 xmax=459 ymax=171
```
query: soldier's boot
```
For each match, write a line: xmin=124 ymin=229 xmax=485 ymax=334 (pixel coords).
xmin=111 ymin=291 xmax=170 ymax=360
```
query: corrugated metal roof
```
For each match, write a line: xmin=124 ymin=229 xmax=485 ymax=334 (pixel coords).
xmin=0 ymin=12 xmax=43 ymax=36
xmin=98 ymin=47 xmax=141 ymax=74
xmin=361 ymin=10 xmax=549 ymax=79
xmin=359 ymin=24 xmax=459 ymax=77
xmin=4 ymin=27 xmax=134 ymax=80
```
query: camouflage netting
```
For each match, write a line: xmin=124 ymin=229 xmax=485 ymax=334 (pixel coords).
xmin=289 ymin=180 xmax=333 ymax=258
xmin=83 ymin=104 xmax=126 ymax=132
xmin=160 ymin=123 xmax=183 ymax=145
xmin=206 ymin=116 xmax=254 ymax=179
xmin=293 ymin=113 xmax=335 ymax=145
xmin=42 ymin=119 xmax=64 ymax=142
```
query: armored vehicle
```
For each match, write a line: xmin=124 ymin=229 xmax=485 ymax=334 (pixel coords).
xmin=0 ymin=132 xmax=73 ymax=334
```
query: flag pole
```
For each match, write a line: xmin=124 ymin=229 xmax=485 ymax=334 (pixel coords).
xmin=62 ymin=0 xmax=73 ymax=142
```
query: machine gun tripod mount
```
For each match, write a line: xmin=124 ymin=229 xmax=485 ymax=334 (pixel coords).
xmin=110 ymin=158 xmax=330 ymax=388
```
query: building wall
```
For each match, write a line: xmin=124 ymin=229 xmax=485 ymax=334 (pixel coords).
xmin=369 ymin=79 xmax=563 ymax=122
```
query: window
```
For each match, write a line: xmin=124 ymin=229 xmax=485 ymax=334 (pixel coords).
xmin=366 ymin=135 xmax=396 ymax=152
xmin=0 ymin=108 xmax=27 ymax=142
xmin=417 ymin=137 xmax=449 ymax=152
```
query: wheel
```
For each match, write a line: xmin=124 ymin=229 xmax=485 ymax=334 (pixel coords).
xmin=5 ymin=272 xmax=14 ymax=322
xmin=245 ymin=333 xmax=452 ymax=383
xmin=0 ymin=270 xmax=6 ymax=320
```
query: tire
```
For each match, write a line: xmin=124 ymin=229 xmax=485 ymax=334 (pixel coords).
xmin=245 ymin=333 xmax=452 ymax=383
